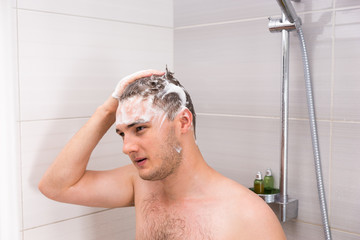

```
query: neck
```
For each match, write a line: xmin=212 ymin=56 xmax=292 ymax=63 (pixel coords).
xmin=156 ymin=143 xmax=215 ymax=202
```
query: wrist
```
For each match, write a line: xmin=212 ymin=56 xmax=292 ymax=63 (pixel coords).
xmin=100 ymin=96 xmax=119 ymax=116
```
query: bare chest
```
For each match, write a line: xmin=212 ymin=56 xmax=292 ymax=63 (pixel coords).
xmin=136 ymin=195 xmax=215 ymax=240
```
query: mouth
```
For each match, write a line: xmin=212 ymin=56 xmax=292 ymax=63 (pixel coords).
xmin=134 ymin=158 xmax=147 ymax=167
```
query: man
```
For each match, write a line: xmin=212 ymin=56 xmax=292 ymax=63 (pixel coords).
xmin=39 ymin=69 xmax=286 ymax=239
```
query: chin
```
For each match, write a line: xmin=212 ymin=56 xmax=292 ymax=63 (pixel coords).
xmin=139 ymin=173 xmax=162 ymax=181
xmin=138 ymin=169 xmax=157 ymax=181
xmin=138 ymin=169 xmax=172 ymax=181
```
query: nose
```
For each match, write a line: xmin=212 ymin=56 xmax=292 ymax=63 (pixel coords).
xmin=122 ymin=136 xmax=139 ymax=155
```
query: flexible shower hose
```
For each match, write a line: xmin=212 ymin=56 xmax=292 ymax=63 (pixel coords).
xmin=296 ymin=26 xmax=332 ymax=240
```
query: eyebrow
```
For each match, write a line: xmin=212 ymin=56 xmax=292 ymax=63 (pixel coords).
xmin=116 ymin=119 xmax=150 ymax=133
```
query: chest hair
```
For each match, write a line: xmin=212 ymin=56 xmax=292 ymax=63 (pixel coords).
xmin=138 ymin=194 xmax=214 ymax=240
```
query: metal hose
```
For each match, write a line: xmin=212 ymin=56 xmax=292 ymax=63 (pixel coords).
xmin=296 ymin=26 xmax=332 ymax=240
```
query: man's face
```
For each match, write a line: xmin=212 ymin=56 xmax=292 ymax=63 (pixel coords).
xmin=116 ymin=96 xmax=183 ymax=181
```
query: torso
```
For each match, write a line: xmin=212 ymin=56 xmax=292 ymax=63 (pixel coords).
xmin=133 ymin=175 xmax=243 ymax=240
xmin=130 ymin=167 xmax=284 ymax=240
xmin=136 ymin=192 xmax=215 ymax=240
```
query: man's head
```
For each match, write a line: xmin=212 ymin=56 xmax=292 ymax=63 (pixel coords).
xmin=115 ymin=69 xmax=196 ymax=181
xmin=117 ymin=68 xmax=196 ymax=135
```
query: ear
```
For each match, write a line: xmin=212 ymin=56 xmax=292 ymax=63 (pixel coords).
xmin=177 ymin=108 xmax=193 ymax=134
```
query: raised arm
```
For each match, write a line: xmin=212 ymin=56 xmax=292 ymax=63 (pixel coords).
xmin=38 ymin=69 xmax=164 ymax=208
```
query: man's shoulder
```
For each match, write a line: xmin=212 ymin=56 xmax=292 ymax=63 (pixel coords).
xmin=212 ymin=176 xmax=286 ymax=239
xmin=212 ymin=174 xmax=254 ymax=199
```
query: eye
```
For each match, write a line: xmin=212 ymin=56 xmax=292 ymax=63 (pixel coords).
xmin=136 ymin=126 xmax=145 ymax=132
xmin=116 ymin=129 xmax=125 ymax=138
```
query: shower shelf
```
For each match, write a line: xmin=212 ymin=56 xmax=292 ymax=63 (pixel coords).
xmin=249 ymin=188 xmax=280 ymax=203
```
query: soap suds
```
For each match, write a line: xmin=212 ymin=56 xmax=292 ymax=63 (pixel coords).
xmin=174 ymin=146 xmax=182 ymax=153
xmin=116 ymin=77 xmax=188 ymax=128
xmin=116 ymin=75 xmax=188 ymax=156
xmin=159 ymin=113 xmax=167 ymax=130
xmin=116 ymin=96 xmax=162 ymax=126
xmin=160 ymin=81 xmax=187 ymax=106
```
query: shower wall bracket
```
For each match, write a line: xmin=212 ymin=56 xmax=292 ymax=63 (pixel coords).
xmin=268 ymin=17 xmax=297 ymax=33
xmin=269 ymin=197 xmax=298 ymax=222
xmin=266 ymin=0 xmax=302 ymax=223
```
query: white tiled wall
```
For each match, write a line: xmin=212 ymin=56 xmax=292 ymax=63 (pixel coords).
xmin=331 ymin=123 xmax=360 ymax=233
xmin=333 ymin=8 xmax=360 ymax=121
xmin=16 ymin=1 xmax=173 ymax=239
xmin=174 ymin=0 xmax=333 ymax=27
xmin=175 ymin=0 xmax=360 ymax=239
xmin=17 ymin=0 xmax=173 ymax=27
xmin=18 ymin=10 xmax=172 ymax=121
xmin=23 ymin=208 xmax=136 ymax=240
xmin=13 ymin=1 xmax=360 ymax=239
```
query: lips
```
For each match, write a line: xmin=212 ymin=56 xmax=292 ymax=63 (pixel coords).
xmin=134 ymin=158 xmax=147 ymax=167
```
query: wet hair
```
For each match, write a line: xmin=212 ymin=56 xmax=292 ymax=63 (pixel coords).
xmin=120 ymin=68 xmax=196 ymax=135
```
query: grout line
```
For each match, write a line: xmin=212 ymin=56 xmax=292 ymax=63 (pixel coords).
xmin=175 ymin=16 xmax=271 ymax=30
xmin=174 ymin=5 xmax=360 ymax=30
xmin=330 ymin=228 xmax=360 ymax=237
xmin=15 ymin=10 xmax=21 ymax=126
xmin=287 ymin=219 xmax=360 ymax=236
xmin=22 ymin=209 xmax=113 ymax=232
xmin=332 ymin=5 xmax=360 ymax=11
xmin=15 ymin=4 xmax=25 ymax=239
xmin=197 ymin=112 xmax=360 ymax=124
xmin=197 ymin=112 xmax=280 ymax=120
xmin=288 ymin=219 xmax=323 ymax=227
xmin=300 ymin=5 xmax=360 ymax=15
xmin=331 ymin=0 xmax=336 ymax=119
xmin=19 ymin=114 xmax=360 ymax=125
xmin=20 ymin=116 xmax=91 ymax=123
xmin=327 ymin=0 xmax=337 ymax=225
xmin=16 ymin=8 xmax=172 ymax=30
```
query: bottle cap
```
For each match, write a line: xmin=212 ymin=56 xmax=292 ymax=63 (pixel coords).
xmin=256 ymin=171 xmax=262 ymax=180
xmin=265 ymin=168 xmax=272 ymax=176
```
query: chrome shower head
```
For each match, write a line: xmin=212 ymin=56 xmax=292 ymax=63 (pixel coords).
xmin=276 ymin=0 xmax=301 ymax=24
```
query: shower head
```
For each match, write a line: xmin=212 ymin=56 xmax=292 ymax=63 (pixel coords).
xmin=276 ymin=0 xmax=301 ymax=24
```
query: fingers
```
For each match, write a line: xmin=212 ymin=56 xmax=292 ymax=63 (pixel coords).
xmin=112 ymin=69 xmax=165 ymax=99
xmin=128 ymin=69 xmax=165 ymax=81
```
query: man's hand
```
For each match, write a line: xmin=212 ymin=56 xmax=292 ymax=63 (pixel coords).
xmin=112 ymin=69 xmax=165 ymax=99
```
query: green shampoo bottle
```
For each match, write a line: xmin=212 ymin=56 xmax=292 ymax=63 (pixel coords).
xmin=264 ymin=168 xmax=274 ymax=192
xmin=254 ymin=171 xmax=264 ymax=194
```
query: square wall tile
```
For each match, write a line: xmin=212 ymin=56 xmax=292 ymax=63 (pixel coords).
xmin=331 ymin=122 xmax=360 ymax=234
xmin=333 ymin=8 xmax=360 ymax=121
xmin=18 ymin=10 xmax=173 ymax=121
xmin=175 ymin=12 xmax=332 ymax=120
xmin=288 ymin=12 xmax=333 ymax=120
xmin=282 ymin=220 xmax=326 ymax=240
xmin=175 ymin=19 xmax=281 ymax=118
xmin=332 ymin=230 xmax=360 ymax=240
xmin=24 ymin=208 xmax=136 ymax=240
xmin=175 ymin=0 xmax=279 ymax=27
xmin=286 ymin=120 xmax=330 ymax=224
xmin=21 ymin=118 xmax=128 ymax=229
xmin=18 ymin=0 xmax=173 ymax=27
xmin=174 ymin=0 xmax=332 ymax=27
xmin=196 ymin=114 xmax=281 ymax=189
xmin=336 ymin=1 xmax=360 ymax=8
xmin=289 ymin=0 xmax=333 ymax=14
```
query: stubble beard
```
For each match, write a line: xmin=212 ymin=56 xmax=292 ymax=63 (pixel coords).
xmin=139 ymin=129 xmax=182 ymax=181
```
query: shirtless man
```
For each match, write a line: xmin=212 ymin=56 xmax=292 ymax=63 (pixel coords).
xmin=39 ymin=69 xmax=286 ymax=239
